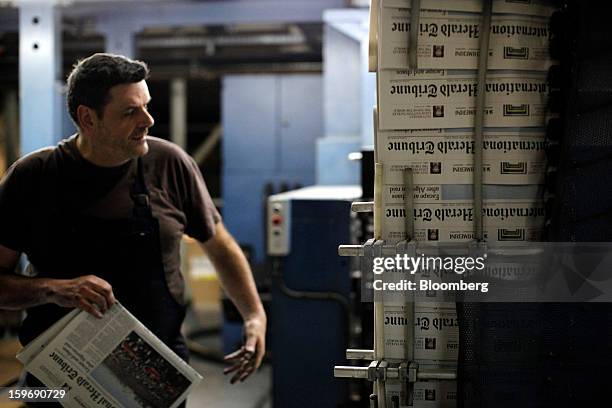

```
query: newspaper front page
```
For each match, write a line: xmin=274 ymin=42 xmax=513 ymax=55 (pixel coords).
xmin=378 ymin=69 xmax=549 ymax=130
xmin=17 ymin=303 xmax=202 ymax=408
xmin=377 ymin=128 xmax=547 ymax=186
xmin=381 ymin=199 xmax=546 ymax=244
xmin=379 ymin=8 xmax=552 ymax=71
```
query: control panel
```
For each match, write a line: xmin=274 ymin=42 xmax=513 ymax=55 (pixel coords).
xmin=267 ymin=197 xmax=291 ymax=256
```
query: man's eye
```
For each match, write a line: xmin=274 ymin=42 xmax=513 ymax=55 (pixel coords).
xmin=125 ymin=110 xmax=135 ymax=116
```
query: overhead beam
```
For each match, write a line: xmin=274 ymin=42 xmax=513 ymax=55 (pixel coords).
xmin=61 ymin=0 xmax=346 ymax=27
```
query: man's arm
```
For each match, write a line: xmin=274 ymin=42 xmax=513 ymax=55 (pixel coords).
xmin=200 ymin=222 xmax=267 ymax=383
xmin=0 ymin=244 xmax=115 ymax=317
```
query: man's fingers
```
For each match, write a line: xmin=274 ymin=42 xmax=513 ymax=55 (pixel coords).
xmin=237 ymin=366 xmax=255 ymax=383
xmin=224 ymin=347 xmax=246 ymax=361
xmin=76 ymin=296 xmax=103 ymax=318
xmin=81 ymin=287 xmax=108 ymax=313
xmin=223 ymin=364 xmax=242 ymax=375
xmin=85 ymin=276 xmax=116 ymax=306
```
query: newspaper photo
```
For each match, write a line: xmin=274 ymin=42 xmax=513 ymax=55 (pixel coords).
xmin=16 ymin=303 xmax=202 ymax=408
xmin=378 ymin=69 xmax=549 ymax=130
xmin=379 ymin=8 xmax=553 ymax=71
xmin=377 ymin=128 xmax=547 ymax=186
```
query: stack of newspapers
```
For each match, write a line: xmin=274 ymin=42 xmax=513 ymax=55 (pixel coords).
xmin=17 ymin=303 xmax=202 ymax=408
xmin=368 ymin=0 xmax=556 ymax=406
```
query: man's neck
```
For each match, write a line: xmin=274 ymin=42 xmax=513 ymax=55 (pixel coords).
xmin=76 ymin=134 xmax=128 ymax=167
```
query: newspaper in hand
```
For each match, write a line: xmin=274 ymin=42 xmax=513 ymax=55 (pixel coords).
xmin=16 ymin=303 xmax=203 ymax=408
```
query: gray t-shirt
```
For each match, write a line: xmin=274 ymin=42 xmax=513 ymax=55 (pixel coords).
xmin=0 ymin=135 xmax=221 ymax=303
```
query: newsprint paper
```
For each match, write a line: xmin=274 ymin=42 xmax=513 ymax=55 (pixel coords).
xmin=381 ymin=0 xmax=556 ymax=17
xmin=383 ymin=304 xmax=459 ymax=363
xmin=386 ymin=377 xmax=457 ymax=408
xmin=378 ymin=69 xmax=549 ymax=130
xmin=16 ymin=303 xmax=202 ymax=408
xmin=377 ymin=128 xmax=547 ymax=186
xmin=379 ymin=8 xmax=553 ymax=71
xmin=381 ymin=199 xmax=546 ymax=244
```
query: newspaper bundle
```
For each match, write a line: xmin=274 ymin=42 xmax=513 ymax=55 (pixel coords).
xmin=379 ymin=8 xmax=552 ymax=71
xmin=381 ymin=199 xmax=546 ymax=243
xmin=378 ymin=128 xmax=547 ymax=186
xmin=378 ymin=69 xmax=549 ymax=130
xmin=385 ymin=377 xmax=457 ymax=408
xmin=17 ymin=303 xmax=202 ymax=408
xmin=381 ymin=0 xmax=556 ymax=16
xmin=383 ymin=304 xmax=458 ymax=362
xmin=367 ymin=1 xmax=553 ymax=407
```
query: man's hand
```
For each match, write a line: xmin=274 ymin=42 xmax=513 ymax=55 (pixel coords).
xmin=223 ymin=314 xmax=267 ymax=384
xmin=50 ymin=275 xmax=116 ymax=318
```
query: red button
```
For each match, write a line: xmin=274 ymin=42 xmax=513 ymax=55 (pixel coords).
xmin=271 ymin=214 xmax=283 ymax=225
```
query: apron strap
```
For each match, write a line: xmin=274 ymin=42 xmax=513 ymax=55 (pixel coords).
xmin=130 ymin=157 xmax=154 ymax=233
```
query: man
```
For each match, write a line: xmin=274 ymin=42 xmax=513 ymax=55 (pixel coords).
xmin=0 ymin=53 xmax=266 ymax=387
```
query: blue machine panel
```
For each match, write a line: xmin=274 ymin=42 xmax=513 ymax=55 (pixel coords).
xmin=270 ymin=191 xmax=358 ymax=408
xmin=221 ymin=74 xmax=322 ymax=262
xmin=223 ymin=170 xmax=314 ymax=261
xmin=222 ymin=75 xmax=278 ymax=172
xmin=279 ymin=75 xmax=322 ymax=172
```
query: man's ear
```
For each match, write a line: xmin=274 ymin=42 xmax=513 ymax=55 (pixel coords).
xmin=76 ymin=105 xmax=97 ymax=133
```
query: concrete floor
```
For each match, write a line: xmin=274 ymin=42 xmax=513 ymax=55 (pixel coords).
xmin=184 ymin=306 xmax=272 ymax=408
xmin=187 ymin=358 xmax=271 ymax=408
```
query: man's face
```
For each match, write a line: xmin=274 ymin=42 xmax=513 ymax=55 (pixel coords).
xmin=92 ymin=80 xmax=154 ymax=162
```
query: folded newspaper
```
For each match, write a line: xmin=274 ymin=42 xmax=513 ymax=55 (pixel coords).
xmin=16 ymin=303 xmax=203 ymax=408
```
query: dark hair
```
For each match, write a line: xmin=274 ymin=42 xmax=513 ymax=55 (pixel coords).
xmin=66 ymin=53 xmax=149 ymax=125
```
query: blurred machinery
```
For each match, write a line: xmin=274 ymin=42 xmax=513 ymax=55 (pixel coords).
xmin=267 ymin=185 xmax=368 ymax=408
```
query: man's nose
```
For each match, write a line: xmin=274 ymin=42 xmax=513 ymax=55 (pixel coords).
xmin=142 ymin=109 xmax=155 ymax=128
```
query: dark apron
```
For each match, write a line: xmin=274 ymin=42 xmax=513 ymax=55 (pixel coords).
xmin=22 ymin=158 xmax=188 ymax=404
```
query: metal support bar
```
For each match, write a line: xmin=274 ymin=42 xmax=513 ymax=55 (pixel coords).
xmin=98 ymin=16 xmax=137 ymax=58
xmin=408 ymin=0 xmax=421 ymax=69
xmin=346 ymin=349 xmax=375 ymax=360
xmin=398 ymin=362 xmax=410 ymax=406
xmin=367 ymin=361 xmax=379 ymax=381
xmin=377 ymin=360 xmax=389 ymax=382
xmin=352 ymin=201 xmax=374 ymax=213
xmin=19 ymin=1 xmax=62 ymax=155
xmin=403 ymin=168 xmax=414 ymax=240
xmin=374 ymin=163 xmax=383 ymax=239
xmin=3 ymin=90 xmax=19 ymax=167
xmin=192 ymin=124 xmax=222 ymax=165
xmin=338 ymin=245 xmax=364 ymax=257
xmin=334 ymin=366 xmax=370 ymax=379
xmin=170 ymin=78 xmax=187 ymax=150
xmin=417 ymin=368 xmax=457 ymax=380
xmin=334 ymin=363 xmax=456 ymax=381
xmin=473 ymin=0 xmax=493 ymax=241
xmin=64 ymin=1 xmax=347 ymax=26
